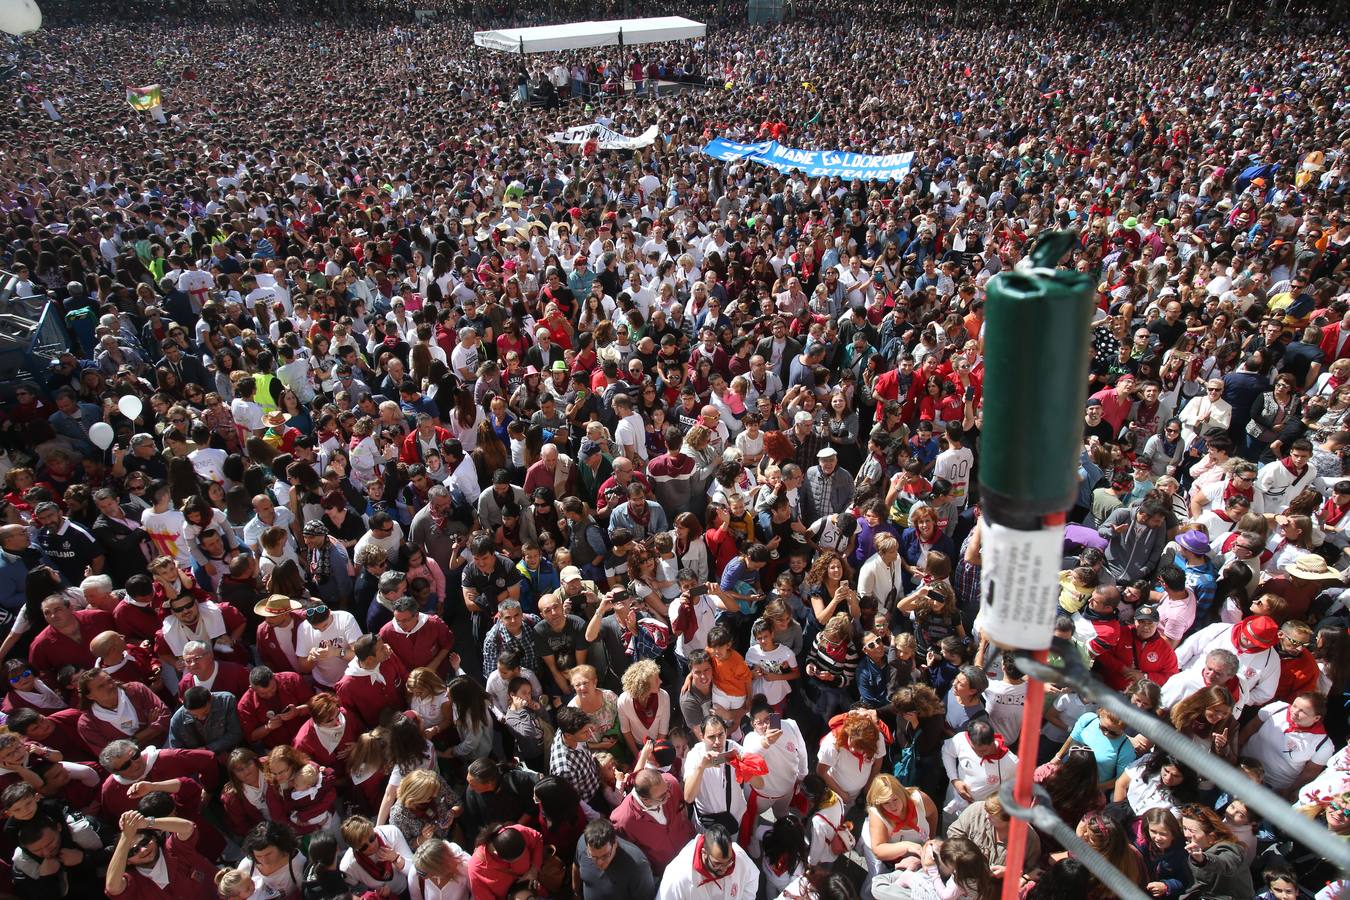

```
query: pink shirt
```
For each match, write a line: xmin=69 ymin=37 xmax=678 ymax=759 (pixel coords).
xmin=1157 ymin=590 xmax=1197 ymax=643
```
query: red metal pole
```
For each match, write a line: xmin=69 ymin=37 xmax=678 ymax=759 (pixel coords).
xmin=999 ymin=646 xmax=1048 ymax=899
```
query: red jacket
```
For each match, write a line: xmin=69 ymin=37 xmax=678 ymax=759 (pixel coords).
xmin=293 ymin=712 xmax=361 ymax=779
xmin=609 ymin=772 xmax=694 ymax=875
xmin=1126 ymin=630 xmax=1179 ymax=687
xmin=336 ymin=656 xmax=409 ymax=730
xmin=1276 ymin=649 xmax=1321 ymax=703
xmin=266 ymin=764 xmax=338 ymax=835
xmin=400 ymin=426 xmax=451 ymax=464
xmin=114 ymin=598 xmax=161 ymax=644
xmin=256 ymin=613 xmax=305 ymax=674
xmin=1319 ymin=322 xmax=1350 ymax=362
xmin=101 ymin=751 xmax=216 ymax=818
xmin=468 ymin=825 xmax=545 ymax=900
xmin=29 ymin=609 xmax=116 ymax=678
xmin=1081 ymin=613 xmax=1136 ymax=691
xmin=76 ymin=681 xmax=170 ymax=751
xmin=108 ymin=834 xmax=218 ymax=900
xmin=101 ymin=644 xmax=162 ymax=691
xmin=221 ymin=778 xmax=279 ymax=835
xmin=378 ymin=613 xmax=454 ymax=675
xmin=236 ymin=671 xmax=314 ymax=749
xmin=28 ymin=707 xmax=96 ymax=762
xmin=177 ymin=660 xmax=251 ymax=700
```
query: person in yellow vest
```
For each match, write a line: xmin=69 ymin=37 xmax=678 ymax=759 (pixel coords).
xmin=252 ymin=351 xmax=281 ymax=415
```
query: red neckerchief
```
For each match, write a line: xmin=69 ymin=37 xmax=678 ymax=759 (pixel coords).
xmin=1281 ymin=456 xmax=1306 ymax=478
xmin=635 ymin=692 xmax=659 ymax=728
xmin=1223 ymin=478 xmax=1254 ymax=502
xmin=1323 ymin=496 xmax=1350 ymax=527
xmin=1286 ymin=706 xmax=1327 ymax=735
xmin=878 ymin=800 xmax=919 ymax=834
xmin=354 ymin=836 xmax=394 ymax=882
xmin=692 ymin=835 xmax=735 ymax=886
xmin=975 ymin=732 xmax=1011 ymax=762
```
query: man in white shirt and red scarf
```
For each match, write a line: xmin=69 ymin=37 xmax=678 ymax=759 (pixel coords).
xmin=1171 ymin=614 xmax=1282 ymax=712
xmin=1256 ymin=438 xmax=1320 ymax=511
xmin=656 ymin=824 xmax=758 ymax=900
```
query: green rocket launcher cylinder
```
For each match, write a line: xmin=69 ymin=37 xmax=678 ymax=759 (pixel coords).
xmin=977 ymin=231 xmax=1096 ymax=650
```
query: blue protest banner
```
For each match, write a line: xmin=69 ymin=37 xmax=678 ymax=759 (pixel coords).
xmin=702 ymin=137 xmax=914 ymax=182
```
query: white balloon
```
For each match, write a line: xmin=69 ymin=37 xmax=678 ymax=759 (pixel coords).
xmin=89 ymin=422 xmax=114 ymax=450
xmin=118 ymin=395 xmax=143 ymax=421
xmin=0 ymin=0 xmax=41 ymax=36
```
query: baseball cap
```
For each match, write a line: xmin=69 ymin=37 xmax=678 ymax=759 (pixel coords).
xmin=1134 ymin=604 xmax=1160 ymax=622
xmin=560 ymin=566 xmax=582 ymax=583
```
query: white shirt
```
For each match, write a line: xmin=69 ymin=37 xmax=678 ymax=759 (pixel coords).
xmin=296 ymin=610 xmax=363 ymax=687
xmin=1122 ymin=758 xmax=1178 ymax=816
xmin=817 ymin=731 xmax=883 ymax=805
xmin=186 ymin=447 xmax=228 ymax=484
xmin=740 ymin=719 xmax=809 ymax=799
xmin=857 ymin=553 xmax=902 ymax=607
xmin=1244 ymin=701 xmax=1334 ymax=792
xmin=983 ymin=680 xmax=1029 ymax=744
xmin=90 ymin=687 xmax=139 ymax=735
xmin=340 ymin=825 xmax=413 ymax=894
xmin=940 ymin=732 xmax=1018 ymax=818
xmin=231 ymin=397 xmax=265 ymax=432
xmin=1172 ymin=621 xmax=1280 ymax=710
xmin=615 ymin=412 xmax=647 ymax=461
xmin=237 ymin=852 xmax=307 ymax=900
xmin=933 ymin=447 xmax=974 ymax=506
xmin=745 ymin=644 xmax=796 ymax=706
xmin=684 ymin=740 xmax=748 ymax=821
xmin=656 ymin=836 xmax=759 ymax=900
xmin=408 ymin=843 xmax=473 ymax=900
xmin=1256 ymin=458 xmax=1320 ymax=512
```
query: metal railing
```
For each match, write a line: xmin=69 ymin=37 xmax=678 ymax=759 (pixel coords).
xmin=997 ymin=638 xmax=1350 ymax=892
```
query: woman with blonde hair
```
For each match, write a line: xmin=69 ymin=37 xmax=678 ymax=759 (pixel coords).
xmin=388 ymin=768 xmax=457 ymax=849
xmin=339 ymin=814 xmax=414 ymax=896
xmin=215 ymin=867 xmax=254 ymax=900
xmin=567 ymin=663 xmax=622 ymax=754
xmin=861 ymin=772 xmax=938 ymax=887
xmin=409 ymin=838 xmax=472 ymax=900
xmin=682 ymin=423 xmax=719 ymax=501
xmin=406 ymin=667 xmax=453 ymax=748
xmin=617 ymin=659 xmax=670 ymax=758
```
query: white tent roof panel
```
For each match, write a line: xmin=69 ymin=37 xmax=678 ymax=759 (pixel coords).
xmin=473 ymin=16 xmax=706 ymax=54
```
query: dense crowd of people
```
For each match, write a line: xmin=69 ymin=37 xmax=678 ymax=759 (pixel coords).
xmin=0 ymin=0 xmax=1346 ymax=898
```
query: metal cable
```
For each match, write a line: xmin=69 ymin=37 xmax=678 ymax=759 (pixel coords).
xmin=997 ymin=781 xmax=1152 ymax=900
xmin=1014 ymin=639 xmax=1350 ymax=873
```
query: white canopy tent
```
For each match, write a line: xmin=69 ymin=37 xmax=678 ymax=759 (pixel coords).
xmin=472 ymin=16 xmax=706 ymax=55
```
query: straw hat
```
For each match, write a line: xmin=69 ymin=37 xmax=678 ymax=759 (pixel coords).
xmin=1284 ymin=554 xmax=1345 ymax=582
xmin=253 ymin=594 xmax=303 ymax=617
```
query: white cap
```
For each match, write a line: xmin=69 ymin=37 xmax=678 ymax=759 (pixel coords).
xmin=817 ymin=447 xmax=838 ymax=458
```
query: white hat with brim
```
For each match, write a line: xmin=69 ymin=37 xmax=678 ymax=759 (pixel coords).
xmin=1284 ymin=554 xmax=1344 ymax=581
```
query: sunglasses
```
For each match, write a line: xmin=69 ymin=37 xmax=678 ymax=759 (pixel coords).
xmin=116 ymin=748 xmax=142 ymax=773
xmin=7 ymin=669 xmax=31 ymax=684
xmin=169 ymin=602 xmax=196 ymax=614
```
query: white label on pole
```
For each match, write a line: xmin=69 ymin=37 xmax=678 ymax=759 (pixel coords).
xmin=977 ymin=516 xmax=1063 ymax=651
